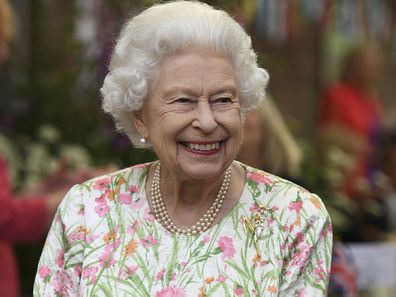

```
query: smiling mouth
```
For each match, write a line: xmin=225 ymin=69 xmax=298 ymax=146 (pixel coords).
xmin=180 ymin=141 xmax=223 ymax=154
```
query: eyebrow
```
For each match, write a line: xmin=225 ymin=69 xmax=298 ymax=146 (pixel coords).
xmin=162 ymin=82 xmax=238 ymax=98
xmin=213 ymin=84 xmax=238 ymax=96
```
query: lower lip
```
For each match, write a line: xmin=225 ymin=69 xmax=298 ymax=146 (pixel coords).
xmin=181 ymin=143 xmax=222 ymax=156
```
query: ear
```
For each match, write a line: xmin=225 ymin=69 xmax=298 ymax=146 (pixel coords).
xmin=132 ymin=110 xmax=149 ymax=139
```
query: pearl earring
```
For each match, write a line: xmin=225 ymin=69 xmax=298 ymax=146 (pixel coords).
xmin=140 ymin=137 xmax=146 ymax=144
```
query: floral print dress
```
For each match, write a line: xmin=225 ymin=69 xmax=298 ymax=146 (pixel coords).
xmin=34 ymin=162 xmax=332 ymax=296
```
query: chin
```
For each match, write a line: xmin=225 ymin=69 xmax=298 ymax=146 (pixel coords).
xmin=179 ymin=160 xmax=232 ymax=181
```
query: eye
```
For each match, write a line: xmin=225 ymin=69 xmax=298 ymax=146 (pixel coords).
xmin=172 ymin=97 xmax=193 ymax=104
xmin=212 ymin=97 xmax=234 ymax=105
xmin=216 ymin=97 xmax=233 ymax=103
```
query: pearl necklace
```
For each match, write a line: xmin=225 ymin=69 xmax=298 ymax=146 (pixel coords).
xmin=150 ymin=162 xmax=232 ymax=236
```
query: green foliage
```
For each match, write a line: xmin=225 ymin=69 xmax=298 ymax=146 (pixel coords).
xmin=3 ymin=1 xmax=161 ymax=172
xmin=300 ymin=141 xmax=365 ymax=240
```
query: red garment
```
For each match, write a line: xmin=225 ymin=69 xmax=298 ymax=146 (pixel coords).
xmin=319 ymin=83 xmax=383 ymax=194
xmin=0 ymin=157 xmax=48 ymax=297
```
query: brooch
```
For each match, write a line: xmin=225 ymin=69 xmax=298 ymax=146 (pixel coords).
xmin=242 ymin=204 xmax=270 ymax=258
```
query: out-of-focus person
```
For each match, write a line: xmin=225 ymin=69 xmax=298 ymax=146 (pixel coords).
xmin=318 ymin=44 xmax=384 ymax=197
xmin=238 ymin=95 xmax=302 ymax=179
xmin=0 ymin=1 xmax=114 ymax=296
xmin=33 ymin=2 xmax=332 ymax=296
xmin=0 ymin=156 xmax=74 ymax=297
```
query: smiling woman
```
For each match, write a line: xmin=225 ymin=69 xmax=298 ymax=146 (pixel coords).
xmin=133 ymin=52 xmax=241 ymax=182
xmin=33 ymin=1 xmax=333 ymax=296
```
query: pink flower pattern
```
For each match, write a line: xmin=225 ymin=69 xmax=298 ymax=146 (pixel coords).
xmin=217 ymin=236 xmax=236 ymax=259
xmin=93 ymin=177 xmax=111 ymax=191
xmin=131 ymin=198 xmax=145 ymax=210
xmin=82 ymin=266 xmax=98 ymax=284
xmin=56 ymin=249 xmax=64 ymax=268
xmin=118 ymin=193 xmax=132 ymax=204
xmin=94 ymin=202 xmax=110 ymax=217
xmin=247 ymin=171 xmax=274 ymax=185
xmin=155 ymin=286 xmax=187 ymax=297
xmin=38 ymin=265 xmax=51 ymax=279
xmin=289 ymin=200 xmax=303 ymax=214
xmin=235 ymin=287 xmax=243 ymax=296
xmin=141 ymin=234 xmax=158 ymax=248
xmin=143 ymin=207 xmax=155 ymax=222
xmin=74 ymin=265 xmax=82 ymax=277
xmin=156 ymin=268 xmax=166 ymax=281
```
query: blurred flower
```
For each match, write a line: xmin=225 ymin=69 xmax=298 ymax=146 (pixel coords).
xmin=1 ymin=124 xmax=95 ymax=191
xmin=324 ymin=146 xmax=356 ymax=188
xmin=300 ymin=142 xmax=360 ymax=238
xmin=60 ymin=144 xmax=91 ymax=169
xmin=0 ymin=133 xmax=22 ymax=186
xmin=37 ymin=124 xmax=61 ymax=144
xmin=25 ymin=143 xmax=59 ymax=189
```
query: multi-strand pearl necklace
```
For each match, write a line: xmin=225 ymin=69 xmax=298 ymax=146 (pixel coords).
xmin=150 ymin=162 xmax=232 ymax=236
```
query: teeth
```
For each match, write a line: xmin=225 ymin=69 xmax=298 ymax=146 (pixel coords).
xmin=187 ymin=142 xmax=220 ymax=151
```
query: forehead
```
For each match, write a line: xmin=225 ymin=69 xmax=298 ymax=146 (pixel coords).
xmin=153 ymin=51 xmax=236 ymax=93
xmin=161 ymin=50 xmax=233 ymax=70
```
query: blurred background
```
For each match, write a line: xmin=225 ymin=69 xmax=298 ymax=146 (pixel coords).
xmin=1 ymin=0 xmax=396 ymax=296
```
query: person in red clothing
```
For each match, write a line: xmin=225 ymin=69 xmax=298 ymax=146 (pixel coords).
xmin=0 ymin=153 xmax=114 ymax=297
xmin=318 ymin=44 xmax=384 ymax=197
xmin=0 ymin=156 xmax=68 ymax=297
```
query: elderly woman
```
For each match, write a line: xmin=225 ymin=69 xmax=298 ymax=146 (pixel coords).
xmin=34 ymin=1 xmax=332 ymax=296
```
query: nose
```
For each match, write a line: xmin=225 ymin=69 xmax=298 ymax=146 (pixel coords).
xmin=191 ymin=101 xmax=217 ymax=133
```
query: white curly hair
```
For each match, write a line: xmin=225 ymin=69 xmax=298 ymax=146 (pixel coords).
xmin=100 ymin=0 xmax=269 ymax=148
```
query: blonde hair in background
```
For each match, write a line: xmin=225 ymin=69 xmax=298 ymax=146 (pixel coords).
xmin=260 ymin=97 xmax=302 ymax=176
xmin=240 ymin=96 xmax=302 ymax=177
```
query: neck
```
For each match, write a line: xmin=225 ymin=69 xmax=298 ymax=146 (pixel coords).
xmin=147 ymin=161 xmax=246 ymax=235
xmin=149 ymin=161 xmax=233 ymax=233
xmin=160 ymin=165 xmax=227 ymax=212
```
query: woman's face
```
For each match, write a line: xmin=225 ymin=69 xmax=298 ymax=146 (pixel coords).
xmin=135 ymin=51 xmax=242 ymax=181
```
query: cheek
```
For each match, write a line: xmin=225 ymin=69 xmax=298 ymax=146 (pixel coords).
xmin=151 ymin=124 xmax=176 ymax=148
xmin=147 ymin=109 xmax=177 ymax=135
xmin=229 ymin=110 xmax=242 ymax=134
xmin=220 ymin=112 xmax=242 ymax=145
xmin=148 ymin=112 xmax=191 ymax=151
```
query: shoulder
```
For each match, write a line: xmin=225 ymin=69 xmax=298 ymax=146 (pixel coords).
xmin=58 ymin=162 xmax=151 ymax=217
xmin=242 ymin=163 xmax=330 ymax=228
xmin=243 ymin=162 xmax=306 ymax=198
xmin=80 ymin=162 xmax=151 ymax=190
xmin=64 ymin=162 xmax=151 ymax=202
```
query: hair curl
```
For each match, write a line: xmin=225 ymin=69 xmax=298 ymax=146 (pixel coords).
xmin=101 ymin=0 xmax=269 ymax=147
